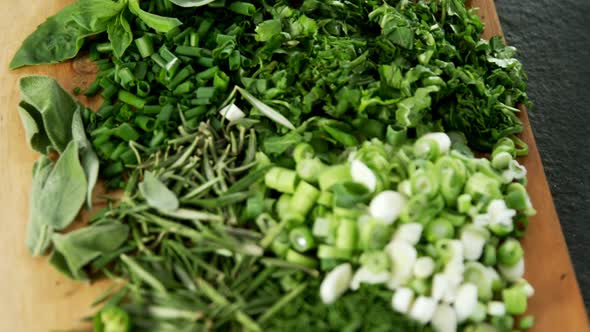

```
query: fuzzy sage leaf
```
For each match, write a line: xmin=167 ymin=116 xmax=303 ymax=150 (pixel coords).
xmin=18 ymin=76 xmax=80 ymax=153
xmin=26 ymin=141 xmax=88 ymax=256
xmin=139 ymin=171 xmax=180 ymax=211
xmin=50 ymin=222 xmax=130 ymax=279
xmin=72 ymin=109 xmax=99 ymax=209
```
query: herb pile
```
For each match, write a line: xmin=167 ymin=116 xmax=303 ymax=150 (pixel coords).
xmin=11 ymin=0 xmax=536 ymax=331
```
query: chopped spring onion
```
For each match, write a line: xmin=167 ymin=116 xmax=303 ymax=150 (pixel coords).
xmin=289 ymin=181 xmax=320 ymax=217
xmin=219 ymin=104 xmax=246 ymax=121
xmin=431 ymin=304 xmax=457 ymax=332
xmin=409 ymin=296 xmax=437 ymax=324
xmin=350 ymin=266 xmax=390 ymax=290
xmin=289 ymin=227 xmax=315 ymax=252
xmin=369 ymin=191 xmax=406 ymax=225
xmin=320 ymin=263 xmax=352 ymax=304
xmin=264 ymin=167 xmax=298 ymax=194
xmin=350 ymin=160 xmax=377 ymax=192
xmin=413 ymin=256 xmax=436 ymax=279
xmin=487 ymin=301 xmax=506 ymax=316
xmin=503 ymin=285 xmax=528 ymax=315
xmin=498 ymin=238 xmax=524 ymax=266
xmin=453 ymin=283 xmax=478 ymax=322
xmin=499 ymin=258 xmax=525 ymax=282
xmin=461 ymin=225 xmax=490 ymax=261
xmin=394 ymin=223 xmax=423 ymax=245
xmin=386 ymin=240 xmax=417 ymax=290
xmin=391 ymin=287 xmax=415 ymax=314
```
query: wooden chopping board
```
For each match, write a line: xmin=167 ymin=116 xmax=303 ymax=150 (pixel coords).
xmin=0 ymin=1 xmax=587 ymax=331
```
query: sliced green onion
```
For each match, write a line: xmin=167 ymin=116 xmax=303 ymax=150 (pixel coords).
xmin=424 ymin=218 xmax=455 ymax=243
xmin=289 ymin=227 xmax=315 ymax=252
xmin=320 ymin=263 xmax=352 ymax=304
xmin=358 ymin=218 xmax=391 ymax=251
xmin=118 ymin=90 xmax=146 ymax=109
xmin=519 ymin=315 xmax=535 ymax=330
xmin=285 ymin=249 xmax=317 ymax=268
xmin=335 ymin=219 xmax=358 ymax=250
xmin=502 ymin=285 xmax=528 ymax=315
xmin=317 ymin=245 xmax=352 ymax=260
xmin=289 ymin=181 xmax=320 ymax=217
xmin=498 ymin=238 xmax=524 ymax=266
xmin=229 ymin=2 xmax=256 ymax=16
xmin=264 ymin=167 xmax=298 ymax=193
xmin=312 ymin=217 xmax=334 ymax=238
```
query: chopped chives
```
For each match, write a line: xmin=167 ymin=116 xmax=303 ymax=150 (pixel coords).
xmin=118 ymin=90 xmax=146 ymax=109
xmin=229 ymin=2 xmax=256 ymax=16
xmin=173 ymin=81 xmax=195 ymax=96
xmin=135 ymin=35 xmax=155 ymax=58
xmin=134 ymin=116 xmax=156 ymax=132
xmin=197 ymin=57 xmax=215 ymax=68
xmin=135 ymin=81 xmax=151 ymax=97
xmin=196 ymin=87 xmax=215 ymax=99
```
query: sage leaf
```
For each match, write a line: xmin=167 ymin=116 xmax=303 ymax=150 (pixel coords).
xmin=107 ymin=12 xmax=133 ymax=58
xmin=73 ymin=0 xmax=127 ymax=31
xmin=18 ymin=76 xmax=80 ymax=153
xmin=139 ymin=171 xmax=179 ymax=211
xmin=26 ymin=156 xmax=55 ymax=256
xmin=128 ymin=0 xmax=182 ymax=33
xmin=167 ymin=0 xmax=216 ymax=7
xmin=72 ymin=109 xmax=99 ymax=209
xmin=26 ymin=141 xmax=88 ymax=256
xmin=9 ymin=3 xmax=99 ymax=69
xmin=50 ymin=222 xmax=130 ymax=280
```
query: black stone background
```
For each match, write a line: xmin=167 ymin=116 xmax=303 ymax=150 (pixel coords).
xmin=495 ymin=0 xmax=590 ymax=308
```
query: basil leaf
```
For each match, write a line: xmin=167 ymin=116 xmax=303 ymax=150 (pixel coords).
xmin=72 ymin=109 xmax=100 ymax=209
xmin=166 ymin=0 xmax=216 ymax=7
xmin=107 ymin=12 xmax=133 ymax=58
xmin=73 ymin=0 xmax=127 ymax=31
xmin=50 ymin=222 xmax=130 ymax=280
xmin=128 ymin=0 xmax=182 ymax=33
xmin=139 ymin=171 xmax=180 ymax=211
xmin=26 ymin=141 xmax=88 ymax=256
xmin=9 ymin=3 xmax=98 ymax=69
xmin=18 ymin=76 xmax=80 ymax=153
xmin=263 ymin=132 xmax=303 ymax=155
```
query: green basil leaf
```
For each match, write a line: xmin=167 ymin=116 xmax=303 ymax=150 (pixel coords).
xmin=166 ymin=0 xmax=216 ymax=7
xmin=263 ymin=132 xmax=303 ymax=155
xmin=50 ymin=222 xmax=129 ymax=279
xmin=139 ymin=171 xmax=179 ymax=211
xmin=107 ymin=12 xmax=133 ymax=58
xmin=9 ymin=3 xmax=98 ymax=69
xmin=18 ymin=76 xmax=80 ymax=153
xmin=72 ymin=109 xmax=100 ymax=209
xmin=128 ymin=0 xmax=182 ymax=33
xmin=73 ymin=0 xmax=127 ymax=31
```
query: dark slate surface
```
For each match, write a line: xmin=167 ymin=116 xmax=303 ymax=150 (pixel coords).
xmin=495 ymin=0 xmax=590 ymax=308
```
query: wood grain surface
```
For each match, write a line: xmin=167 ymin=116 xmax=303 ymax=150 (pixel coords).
xmin=0 ymin=1 xmax=587 ymax=331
